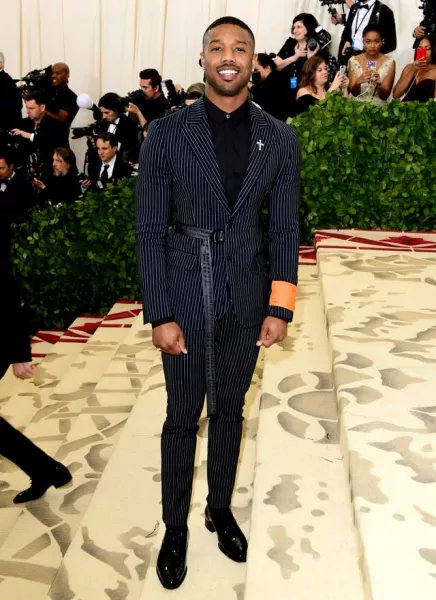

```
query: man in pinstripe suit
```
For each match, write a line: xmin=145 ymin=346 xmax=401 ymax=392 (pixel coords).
xmin=136 ymin=16 xmax=300 ymax=589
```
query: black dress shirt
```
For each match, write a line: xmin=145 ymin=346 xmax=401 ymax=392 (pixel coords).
xmin=204 ymin=94 xmax=251 ymax=211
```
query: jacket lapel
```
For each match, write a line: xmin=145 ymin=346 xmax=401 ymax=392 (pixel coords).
xmin=180 ymin=97 xmax=230 ymax=215
xmin=233 ymin=102 xmax=272 ymax=215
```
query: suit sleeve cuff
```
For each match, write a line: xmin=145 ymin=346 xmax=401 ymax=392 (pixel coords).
xmin=151 ymin=316 xmax=175 ymax=329
xmin=267 ymin=305 xmax=294 ymax=323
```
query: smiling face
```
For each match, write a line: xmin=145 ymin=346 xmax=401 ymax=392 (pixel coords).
xmin=201 ymin=23 xmax=254 ymax=98
xmin=292 ymin=21 xmax=308 ymax=42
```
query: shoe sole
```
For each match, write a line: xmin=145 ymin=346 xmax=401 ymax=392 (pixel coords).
xmin=156 ymin=566 xmax=187 ymax=590
xmin=54 ymin=474 xmax=73 ymax=489
xmin=205 ymin=518 xmax=247 ymax=563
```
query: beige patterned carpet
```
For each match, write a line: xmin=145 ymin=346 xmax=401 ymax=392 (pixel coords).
xmin=1 ymin=231 xmax=436 ymax=599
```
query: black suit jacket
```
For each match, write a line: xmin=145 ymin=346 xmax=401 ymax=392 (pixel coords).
xmin=136 ymin=97 xmax=300 ymax=330
xmin=339 ymin=1 xmax=397 ymax=57
xmin=0 ymin=70 xmax=22 ymax=130
xmin=20 ymin=115 xmax=66 ymax=170
xmin=87 ymin=154 xmax=133 ymax=190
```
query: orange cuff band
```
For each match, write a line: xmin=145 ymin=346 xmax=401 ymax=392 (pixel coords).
xmin=269 ymin=281 xmax=297 ymax=312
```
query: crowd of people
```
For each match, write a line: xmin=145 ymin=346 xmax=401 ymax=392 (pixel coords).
xmin=0 ymin=2 xmax=434 ymax=223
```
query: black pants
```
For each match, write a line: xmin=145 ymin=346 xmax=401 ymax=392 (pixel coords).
xmin=0 ymin=416 xmax=55 ymax=477
xmin=161 ymin=312 xmax=261 ymax=526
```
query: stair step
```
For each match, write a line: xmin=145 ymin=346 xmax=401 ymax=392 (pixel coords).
xmin=0 ymin=306 xmax=154 ymax=600
xmin=318 ymin=243 xmax=436 ymax=600
xmin=0 ymin=317 xmax=102 ymax=430
xmin=244 ymin=265 xmax=364 ymax=600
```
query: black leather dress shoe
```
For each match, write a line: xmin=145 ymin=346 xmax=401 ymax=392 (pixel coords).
xmin=13 ymin=463 xmax=72 ymax=504
xmin=205 ymin=505 xmax=247 ymax=562
xmin=156 ymin=526 xmax=188 ymax=589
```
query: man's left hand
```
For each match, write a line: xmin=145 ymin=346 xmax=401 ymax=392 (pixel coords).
xmin=257 ymin=317 xmax=287 ymax=348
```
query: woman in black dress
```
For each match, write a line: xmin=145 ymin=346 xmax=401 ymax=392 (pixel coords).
xmin=295 ymin=56 xmax=349 ymax=116
xmin=393 ymin=35 xmax=436 ymax=103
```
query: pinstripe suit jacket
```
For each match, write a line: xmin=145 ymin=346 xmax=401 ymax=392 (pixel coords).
xmin=136 ymin=96 xmax=300 ymax=331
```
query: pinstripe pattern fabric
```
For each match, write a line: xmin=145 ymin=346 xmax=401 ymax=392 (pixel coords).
xmin=135 ymin=96 xmax=300 ymax=330
xmin=161 ymin=313 xmax=260 ymax=526
xmin=135 ymin=95 xmax=300 ymax=526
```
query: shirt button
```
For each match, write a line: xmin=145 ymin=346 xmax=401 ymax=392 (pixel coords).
xmin=226 ymin=114 xmax=230 ymax=119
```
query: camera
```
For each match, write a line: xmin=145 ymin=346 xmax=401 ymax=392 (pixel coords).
xmin=420 ymin=0 xmax=436 ymax=34
xmin=163 ymin=79 xmax=185 ymax=108
xmin=27 ymin=153 xmax=47 ymax=183
xmin=71 ymin=122 xmax=103 ymax=140
xmin=120 ymin=89 xmax=145 ymax=109
xmin=14 ymin=65 xmax=53 ymax=96
xmin=307 ymin=26 xmax=332 ymax=51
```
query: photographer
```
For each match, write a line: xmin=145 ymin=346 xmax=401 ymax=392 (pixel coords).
xmin=296 ymin=56 xmax=349 ymax=115
xmin=81 ymin=133 xmax=132 ymax=192
xmin=250 ymin=53 xmax=289 ymax=121
xmin=413 ymin=0 xmax=436 ymax=47
xmin=0 ymin=52 xmax=22 ymax=130
xmin=274 ymin=13 xmax=338 ymax=114
xmin=98 ymin=93 xmax=140 ymax=163
xmin=32 ymin=148 xmax=82 ymax=206
xmin=45 ymin=63 xmax=79 ymax=147
xmin=126 ymin=69 xmax=167 ymax=134
xmin=348 ymin=25 xmax=395 ymax=103
xmin=331 ymin=1 xmax=356 ymax=26
xmin=11 ymin=91 xmax=64 ymax=172
xmin=0 ymin=148 xmax=35 ymax=223
xmin=339 ymin=0 xmax=397 ymax=65
xmin=393 ymin=36 xmax=436 ymax=102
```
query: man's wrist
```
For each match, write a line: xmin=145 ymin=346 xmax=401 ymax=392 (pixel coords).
xmin=151 ymin=316 xmax=175 ymax=329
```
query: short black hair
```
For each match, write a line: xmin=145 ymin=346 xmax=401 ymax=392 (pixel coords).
xmin=139 ymin=68 xmax=162 ymax=89
xmin=256 ymin=53 xmax=277 ymax=71
xmin=0 ymin=147 xmax=15 ymax=167
xmin=362 ymin=24 xmax=383 ymax=39
xmin=203 ymin=16 xmax=255 ymax=48
xmin=26 ymin=90 xmax=48 ymax=106
xmin=96 ymin=132 xmax=118 ymax=148
xmin=98 ymin=92 xmax=122 ymax=113
xmin=292 ymin=13 xmax=319 ymax=37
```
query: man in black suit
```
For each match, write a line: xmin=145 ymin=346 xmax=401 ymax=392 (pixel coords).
xmin=11 ymin=91 xmax=65 ymax=172
xmin=0 ymin=147 xmax=72 ymax=503
xmin=0 ymin=148 xmax=36 ymax=222
xmin=82 ymin=133 xmax=132 ymax=192
xmin=339 ymin=0 xmax=397 ymax=64
xmin=0 ymin=51 xmax=22 ymax=130
xmin=32 ymin=147 xmax=82 ymax=206
xmin=136 ymin=16 xmax=300 ymax=589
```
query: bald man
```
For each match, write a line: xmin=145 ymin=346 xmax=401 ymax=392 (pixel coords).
xmin=46 ymin=62 xmax=79 ymax=147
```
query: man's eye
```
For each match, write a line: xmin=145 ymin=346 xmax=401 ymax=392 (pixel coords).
xmin=235 ymin=47 xmax=246 ymax=52
xmin=211 ymin=47 xmax=222 ymax=52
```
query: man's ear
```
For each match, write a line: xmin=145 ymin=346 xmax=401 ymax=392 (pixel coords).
xmin=252 ymin=53 xmax=258 ymax=69
xmin=200 ymin=52 xmax=206 ymax=70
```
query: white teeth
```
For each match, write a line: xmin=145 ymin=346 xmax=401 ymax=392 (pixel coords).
xmin=219 ymin=70 xmax=237 ymax=75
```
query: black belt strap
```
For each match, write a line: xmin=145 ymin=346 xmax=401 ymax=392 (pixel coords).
xmin=175 ymin=223 xmax=225 ymax=418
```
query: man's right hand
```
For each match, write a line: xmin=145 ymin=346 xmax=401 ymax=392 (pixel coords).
xmin=153 ymin=322 xmax=188 ymax=355
xmin=414 ymin=25 xmax=426 ymax=39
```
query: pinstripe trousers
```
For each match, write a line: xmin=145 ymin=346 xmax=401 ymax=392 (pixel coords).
xmin=161 ymin=312 xmax=261 ymax=527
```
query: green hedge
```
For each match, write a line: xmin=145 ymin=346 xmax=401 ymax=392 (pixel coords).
xmin=293 ymin=94 xmax=436 ymax=243
xmin=11 ymin=96 xmax=436 ymax=330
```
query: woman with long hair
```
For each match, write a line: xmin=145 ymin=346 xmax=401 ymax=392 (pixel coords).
xmin=393 ymin=35 xmax=436 ymax=102
xmin=348 ymin=25 xmax=396 ymax=103
xmin=295 ymin=56 xmax=348 ymax=115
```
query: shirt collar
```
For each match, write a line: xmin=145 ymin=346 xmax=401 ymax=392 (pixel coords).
xmin=204 ymin=93 xmax=250 ymax=126
xmin=358 ymin=0 xmax=376 ymax=9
